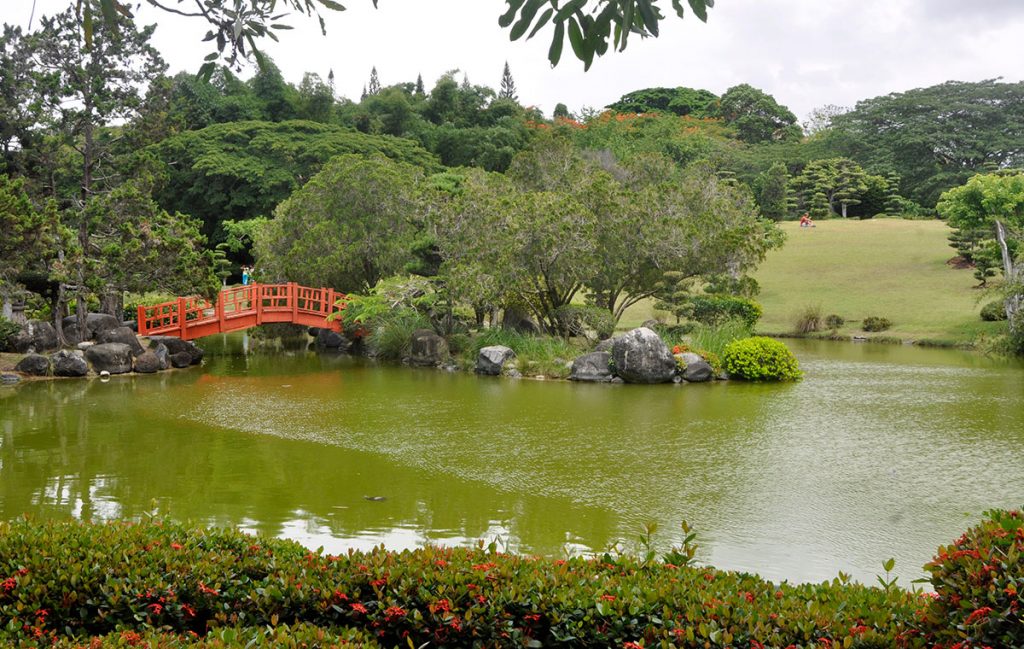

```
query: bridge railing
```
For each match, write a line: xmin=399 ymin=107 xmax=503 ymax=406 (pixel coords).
xmin=137 ymin=283 xmax=346 ymax=340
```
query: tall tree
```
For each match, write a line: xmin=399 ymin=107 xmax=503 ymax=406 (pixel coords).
xmin=29 ymin=2 xmax=165 ymax=338
xmin=415 ymin=73 xmax=425 ymax=96
xmin=792 ymin=158 xmax=870 ymax=218
xmin=367 ymin=66 xmax=381 ymax=96
xmin=711 ymin=84 xmax=800 ymax=144
xmin=498 ymin=61 xmax=518 ymax=101
xmin=753 ymin=162 xmax=791 ymax=221
xmin=937 ymin=172 xmax=1024 ymax=336
xmin=255 ymin=154 xmax=424 ymax=292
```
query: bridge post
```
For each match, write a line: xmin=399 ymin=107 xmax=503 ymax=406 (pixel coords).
xmin=137 ymin=304 xmax=147 ymax=336
xmin=215 ymin=289 xmax=224 ymax=335
xmin=255 ymin=283 xmax=263 ymax=326
xmin=178 ymin=297 xmax=187 ymax=339
xmin=290 ymin=282 xmax=298 ymax=320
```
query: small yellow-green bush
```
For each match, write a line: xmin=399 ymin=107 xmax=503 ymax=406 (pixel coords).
xmin=722 ymin=336 xmax=802 ymax=381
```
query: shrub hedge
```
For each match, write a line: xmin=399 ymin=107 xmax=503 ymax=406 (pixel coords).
xmin=862 ymin=317 xmax=893 ymax=333
xmin=722 ymin=336 xmax=803 ymax=382
xmin=0 ymin=519 xmax=930 ymax=648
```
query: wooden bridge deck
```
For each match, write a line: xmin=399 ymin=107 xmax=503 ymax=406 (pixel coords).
xmin=137 ymin=283 xmax=346 ymax=340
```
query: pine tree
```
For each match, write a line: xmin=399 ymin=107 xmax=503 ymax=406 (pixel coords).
xmin=327 ymin=68 xmax=335 ymax=94
xmin=499 ymin=61 xmax=517 ymax=101
xmin=415 ymin=73 xmax=424 ymax=95
xmin=367 ymin=66 xmax=381 ymax=95
xmin=360 ymin=85 xmax=367 ymax=101
xmin=883 ymin=171 xmax=902 ymax=216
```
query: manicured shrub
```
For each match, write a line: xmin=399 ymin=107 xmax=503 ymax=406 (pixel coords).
xmin=722 ymin=336 xmax=802 ymax=381
xmin=980 ymin=299 xmax=1008 ymax=322
xmin=825 ymin=314 xmax=845 ymax=329
xmin=685 ymin=295 xmax=763 ymax=328
xmin=0 ymin=519 xmax=927 ymax=648
xmin=862 ymin=316 xmax=893 ymax=332
xmin=917 ymin=507 xmax=1024 ymax=649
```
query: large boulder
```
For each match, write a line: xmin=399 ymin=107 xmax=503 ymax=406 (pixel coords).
xmin=145 ymin=336 xmax=204 ymax=365
xmin=133 ymin=350 xmax=163 ymax=374
xmin=15 ymin=353 xmax=50 ymax=376
xmin=681 ymin=360 xmax=714 ymax=383
xmin=51 ymin=350 xmax=88 ymax=377
xmin=96 ymin=326 xmax=145 ymax=357
xmin=569 ymin=351 xmax=614 ymax=382
xmin=315 ymin=328 xmax=350 ymax=351
xmin=152 ymin=343 xmax=169 ymax=370
xmin=85 ymin=343 xmax=134 ymax=375
xmin=502 ymin=308 xmax=540 ymax=334
xmin=409 ymin=329 xmax=449 ymax=366
xmin=476 ymin=345 xmax=515 ymax=376
xmin=594 ymin=336 xmax=620 ymax=353
xmin=611 ymin=327 xmax=677 ymax=384
xmin=169 ymin=351 xmax=193 ymax=368
xmin=10 ymin=320 xmax=59 ymax=354
xmin=62 ymin=313 xmax=121 ymax=343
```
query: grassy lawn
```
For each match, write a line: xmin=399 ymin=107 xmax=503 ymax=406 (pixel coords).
xmin=621 ymin=219 xmax=1005 ymax=343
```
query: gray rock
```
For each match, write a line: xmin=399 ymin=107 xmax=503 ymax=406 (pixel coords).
xmin=506 ymin=368 xmax=523 ymax=379
xmin=62 ymin=313 xmax=121 ymax=342
xmin=476 ymin=345 xmax=515 ymax=375
xmin=409 ymin=329 xmax=449 ymax=366
xmin=610 ymin=376 xmax=625 ymax=384
xmin=15 ymin=354 xmax=50 ymax=376
xmin=672 ymin=375 xmax=684 ymax=383
xmin=569 ymin=351 xmax=614 ymax=382
xmin=76 ymin=341 xmax=95 ymax=351
xmin=169 ymin=351 xmax=192 ymax=368
xmin=1 ymin=373 xmax=21 ymax=385
xmin=153 ymin=344 xmax=169 ymax=370
xmin=96 ymin=326 xmax=145 ymax=357
xmin=133 ymin=350 xmax=163 ymax=373
xmin=307 ymin=327 xmax=321 ymax=337
xmin=145 ymin=336 xmax=204 ymax=365
xmin=594 ymin=336 xmax=620 ymax=353
xmin=10 ymin=320 xmax=58 ymax=354
xmin=51 ymin=350 xmax=88 ymax=377
xmin=315 ymin=328 xmax=349 ymax=350
xmin=682 ymin=360 xmax=714 ymax=383
xmin=679 ymin=352 xmax=702 ymax=366
xmin=611 ymin=327 xmax=677 ymax=384
xmin=502 ymin=308 xmax=540 ymax=334
xmin=85 ymin=343 xmax=134 ymax=374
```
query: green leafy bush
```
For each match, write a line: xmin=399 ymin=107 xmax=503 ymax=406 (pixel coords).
xmin=917 ymin=507 xmax=1024 ymax=649
xmin=0 ymin=315 xmax=21 ymax=352
xmin=825 ymin=314 xmax=845 ymax=329
xmin=685 ymin=295 xmax=763 ymax=328
xmin=980 ymin=300 xmax=1008 ymax=322
xmin=722 ymin=336 xmax=802 ymax=381
xmin=553 ymin=304 xmax=615 ymax=340
xmin=862 ymin=316 xmax=893 ymax=332
xmin=0 ymin=519 xmax=927 ymax=648
xmin=48 ymin=625 xmax=380 ymax=648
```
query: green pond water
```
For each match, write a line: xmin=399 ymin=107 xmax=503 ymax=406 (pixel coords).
xmin=2 ymin=335 xmax=1022 ymax=586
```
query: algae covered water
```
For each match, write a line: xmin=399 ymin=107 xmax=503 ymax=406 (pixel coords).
xmin=2 ymin=335 xmax=1022 ymax=585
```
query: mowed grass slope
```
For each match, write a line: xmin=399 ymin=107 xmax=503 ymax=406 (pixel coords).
xmin=752 ymin=219 xmax=1000 ymax=341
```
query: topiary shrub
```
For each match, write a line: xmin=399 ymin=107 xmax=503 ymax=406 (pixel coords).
xmin=685 ymin=295 xmax=763 ymax=328
xmin=980 ymin=300 xmax=1008 ymax=322
xmin=862 ymin=316 xmax=892 ymax=332
xmin=825 ymin=314 xmax=845 ymax=329
xmin=917 ymin=507 xmax=1024 ymax=649
xmin=722 ymin=336 xmax=802 ymax=381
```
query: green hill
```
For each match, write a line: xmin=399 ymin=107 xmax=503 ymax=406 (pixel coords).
xmin=753 ymin=219 xmax=1001 ymax=342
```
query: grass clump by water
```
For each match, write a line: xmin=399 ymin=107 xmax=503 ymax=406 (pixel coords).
xmin=461 ymin=328 xmax=583 ymax=378
xmin=793 ymin=304 xmax=824 ymax=334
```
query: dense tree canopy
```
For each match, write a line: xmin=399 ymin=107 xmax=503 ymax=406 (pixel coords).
xmin=828 ymin=80 xmax=1024 ymax=207
xmin=606 ymin=86 xmax=717 ymax=117
xmin=150 ymin=120 xmax=439 ymax=238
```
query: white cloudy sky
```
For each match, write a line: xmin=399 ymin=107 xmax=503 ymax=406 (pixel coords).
xmin=4 ymin=0 xmax=1024 ymax=121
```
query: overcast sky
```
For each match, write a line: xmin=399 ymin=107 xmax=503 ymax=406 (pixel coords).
xmin=4 ymin=0 xmax=1024 ymax=121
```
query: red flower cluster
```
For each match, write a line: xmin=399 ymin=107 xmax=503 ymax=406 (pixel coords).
xmin=964 ymin=606 xmax=993 ymax=625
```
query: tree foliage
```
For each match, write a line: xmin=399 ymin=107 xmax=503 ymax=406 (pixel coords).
xmin=710 ymin=84 xmax=800 ymax=144
xmin=829 ymin=80 xmax=1024 ymax=207
xmin=150 ymin=120 xmax=439 ymax=238
xmin=254 ymin=154 xmax=426 ymax=292
xmin=606 ymin=86 xmax=716 ymax=117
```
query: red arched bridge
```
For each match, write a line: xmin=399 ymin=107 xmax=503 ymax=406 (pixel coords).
xmin=137 ymin=283 xmax=346 ymax=341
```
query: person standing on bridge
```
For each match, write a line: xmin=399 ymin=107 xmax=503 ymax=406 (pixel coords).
xmin=241 ymin=266 xmax=250 ymax=286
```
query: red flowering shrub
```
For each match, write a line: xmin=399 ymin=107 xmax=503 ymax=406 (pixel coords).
xmin=917 ymin=507 xmax=1024 ymax=649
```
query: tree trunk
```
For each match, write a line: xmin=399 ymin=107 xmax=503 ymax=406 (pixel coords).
xmin=841 ymin=202 xmax=848 ymax=218
xmin=76 ymin=110 xmax=95 ymax=340
xmin=995 ymin=220 xmax=1022 ymax=327
xmin=53 ymin=283 xmax=69 ymax=348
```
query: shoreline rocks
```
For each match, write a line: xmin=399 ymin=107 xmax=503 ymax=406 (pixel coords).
xmin=611 ymin=327 xmax=677 ymax=384
xmin=476 ymin=345 xmax=515 ymax=375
